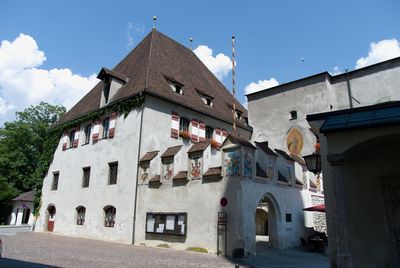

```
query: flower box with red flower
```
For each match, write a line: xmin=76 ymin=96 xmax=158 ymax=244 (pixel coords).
xmin=179 ymin=131 xmax=190 ymax=140
xmin=210 ymin=139 xmax=220 ymax=149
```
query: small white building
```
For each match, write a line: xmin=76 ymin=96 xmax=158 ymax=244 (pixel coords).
xmin=9 ymin=191 xmax=34 ymax=226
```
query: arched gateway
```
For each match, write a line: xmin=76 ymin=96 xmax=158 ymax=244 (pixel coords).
xmin=254 ymin=193 xmax=281 ymax=250
xmin=46 ymin=205 xmax=56 ymax=232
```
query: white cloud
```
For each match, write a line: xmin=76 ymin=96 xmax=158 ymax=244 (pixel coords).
xmin=0 ymin=33 xmax=98 ymax=118
xmin=331 ymin=66 xmax=344 ymax=75
xmin=244 ymin=78 xmax=279 ymax=95
xmin=125 ymin=22 xmax=145 ymax=50
xmin=356 ymin=38 xmax=400 ymax=69
xmin=193 ymin=45 xmax=232 ymax=80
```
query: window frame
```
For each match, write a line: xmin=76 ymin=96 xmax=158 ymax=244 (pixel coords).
xmin=82 ymin=167 xmax=91 ymax=188
xmin=76 ymin=206 xmax=86 ymax=225
xmin=108 ymin=162 xmax=118 ymax=185
xmin=205 ymin=126 xmax=214 ymax=140
xmin=102 ymin=117 xmax=110 ymax=139
xmin=104 ymin=206 xmax=116 ymax=227
xmin=83 ymin=124 xmax=92 ymax=144
xmin=179 ymin=117 xmax=190 ymax=133
xmin=52 ymin=172 xmax=59 ymax=191
xmin=68 ymin=129 xmax=76 ymax=148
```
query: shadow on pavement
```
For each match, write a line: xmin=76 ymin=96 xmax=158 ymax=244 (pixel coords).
xmin=0 ymin=258 xmax=59 ymax=268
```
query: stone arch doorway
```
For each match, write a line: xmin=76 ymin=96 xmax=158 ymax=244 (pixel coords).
xmin=46 ymin=204 xmax=56 ymax=232
xmin=255 ymin=193 xmax=280 ymax=249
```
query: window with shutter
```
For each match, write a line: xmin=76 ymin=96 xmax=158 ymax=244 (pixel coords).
xmin=198 ymin=121 xmax=206 ymax=141
xmin=108 ymin=112 xmax=117 ymax=138
xmin=92 ymin=120 xmax=100 ymax=142
xmin=171 ymin=111 xmax=180 ymax=138
xmin=191 ymin=119 xmax=199 ymax=142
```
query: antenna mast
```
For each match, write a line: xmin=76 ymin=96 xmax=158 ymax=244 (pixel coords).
xmin=232 ymin=35 xmax=237 ymax=133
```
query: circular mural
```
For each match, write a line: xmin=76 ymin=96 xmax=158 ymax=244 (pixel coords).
xmin=287 ymin=128 xmax=303 ymax=156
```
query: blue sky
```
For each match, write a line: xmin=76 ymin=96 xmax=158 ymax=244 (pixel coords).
xmin=0 ymin=0 xmax=399 ymax=123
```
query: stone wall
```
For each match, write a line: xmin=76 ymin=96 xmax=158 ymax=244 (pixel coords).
xmin=311 ymin=194 xmax=326 ymax=233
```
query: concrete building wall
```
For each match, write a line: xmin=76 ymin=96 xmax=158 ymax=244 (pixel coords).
xmin=247 ymin=76 xmax=330 ymax=155
xmin=36 ymin=108 xmax=143 ymax=243
xmin=332 ymin=61 xmax=400 ymax=110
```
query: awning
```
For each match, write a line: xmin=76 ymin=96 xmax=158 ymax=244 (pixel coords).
xmin=303 ymin=204 xmax=325 ymax=212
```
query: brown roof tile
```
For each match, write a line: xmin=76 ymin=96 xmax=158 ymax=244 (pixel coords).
xmin=149 ymin=175 xmax=161 ymax=183
xmin=203 ymin=166 xmax=222 ymax=177
xmin=13 ymin=191 xmax=34 ymax=202
xmin=173 ymin=171 xmax=188 ymax=180
xmin=309 ymin=179 xmax=317 ymax=188
xmin=161 ymin=145 xmax=182 ymax=158
xmin=187 ymin=140 xmax=210 ymax=154
xmin=255 ymin=141 xmax=278 ymax=156
xmin=55 ymin=30 xmax=249 ymax=129
xmin=296 ymin=178 xmax=304 ymax=185
xmin=140 ymin=151 xmax=159 ymax=162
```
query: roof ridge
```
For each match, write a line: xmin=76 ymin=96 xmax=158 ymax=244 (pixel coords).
xmin=145 ymin=29 xmax=156 ymax=89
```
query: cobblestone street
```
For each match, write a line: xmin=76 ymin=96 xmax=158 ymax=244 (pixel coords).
xmin=0 ymin=232 xmax=328 ymax=268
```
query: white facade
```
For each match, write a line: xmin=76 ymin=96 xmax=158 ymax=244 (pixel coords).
xmin=36 ymin=108 xmax=142 ymax=242
xmin=9 ymin=201 xmax=33 ymax=226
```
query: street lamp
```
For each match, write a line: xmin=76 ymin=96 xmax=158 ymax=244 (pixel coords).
xmin=303 ymin=152 xmax=322 ymax=192
xmin=303 ymin=152 xmax=321 ymax=175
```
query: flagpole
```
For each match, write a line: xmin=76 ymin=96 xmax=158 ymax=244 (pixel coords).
xmin=232 ymin=35 xmax=237 ymax=134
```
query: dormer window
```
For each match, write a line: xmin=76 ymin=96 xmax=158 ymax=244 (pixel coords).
xmin=97 ymin=67 xmax=126 ymax=107
xmin=196 ymin=89 xmax=214 ymax=107
xmin=235 ymin=110 xmax=243 ymax=120
xmin=103 ymin=78 xmax=111 ymax=104
xmin=170 ymin=82 xmax=183 ymax=95
xmin=164 ymin=75 xmax=184 ymax=95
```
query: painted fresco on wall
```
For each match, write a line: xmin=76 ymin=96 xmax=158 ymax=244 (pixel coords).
xmin=141 ymin=167 xmax=149 ymax=182
xmin=163 ymin=162 xmax=173 ymax=181
xmin=190 ymin=157 xmax=202 ymax=180
xmin=243 ymin=151 xmax=253 ymax=177
xmin=287 ymin=128 xmax=304 ymax=156
xmin=224 ymin=150 xmax=241 ymax=177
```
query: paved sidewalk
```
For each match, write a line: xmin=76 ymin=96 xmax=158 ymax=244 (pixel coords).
xmin=0 ymin=232 xmax=240 ymax=268
xmin=0 ymin=232 xmax=328 ymax=268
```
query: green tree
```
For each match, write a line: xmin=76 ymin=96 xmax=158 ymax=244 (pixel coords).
xmin=0 ymin=102 xmax=65 ymax=224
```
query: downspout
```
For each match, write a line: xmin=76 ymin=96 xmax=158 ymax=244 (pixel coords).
xmin=345 ymin=69 xmax=353 ymax=109
xmin=132 ymin=97 xmax=145 ymax=245
xmin=132 ymin=29 xmax=154 ymax=245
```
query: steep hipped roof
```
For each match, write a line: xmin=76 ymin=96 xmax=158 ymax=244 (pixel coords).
xmin=56 ymin=30 xmax=248 ymax=128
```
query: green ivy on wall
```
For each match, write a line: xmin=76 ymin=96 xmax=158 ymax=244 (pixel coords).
xmin=57 ymin=94 xmax=145 ymax=131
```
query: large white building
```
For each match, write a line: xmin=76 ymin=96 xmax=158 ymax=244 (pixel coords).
xmin=36 ymin=29 xmax=322 ymax=256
